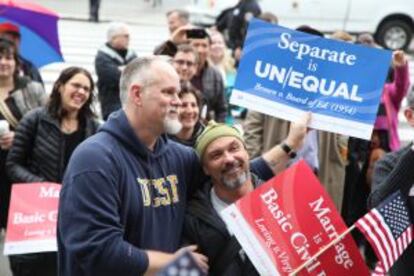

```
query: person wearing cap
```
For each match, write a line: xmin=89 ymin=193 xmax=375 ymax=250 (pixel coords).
xmin=189 ymin=30 xmax=228 ymax=123
xmin=0 ymin=22 xmax=43 ymax=84
xmin=58 ymin=55 xmax=308 ymax=276
xmin=184 ymin=115 xmax=309 ymax=275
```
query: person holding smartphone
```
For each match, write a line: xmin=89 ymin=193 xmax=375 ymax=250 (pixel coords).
xmin=155 ymin=27 xmax=228 ymax=122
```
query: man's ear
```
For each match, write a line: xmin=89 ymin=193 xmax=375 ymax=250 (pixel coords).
xmin=404 ymin=108 xmax=414 ymax=127
xmin=130 ymin=84 xmax=143 ymax=107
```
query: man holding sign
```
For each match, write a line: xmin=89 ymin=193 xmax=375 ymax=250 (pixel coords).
xmin=184 ymin=116 xmax=309 ymax=275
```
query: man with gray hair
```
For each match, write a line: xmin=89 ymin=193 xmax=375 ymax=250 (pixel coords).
xmin=166 ymin=9 xmax=190 ymax=34
xmin=57 ymin=56 xmax=307 ymax=275
xmin=184 ymin=116 xmax=309 ymax=275
xmin=95 ymin=21 xmax=137 ymax=120
xmin=369 ymin=85 xmax=414 ymax=275
xmin=58 ymin=56 xmax=208 ymax=275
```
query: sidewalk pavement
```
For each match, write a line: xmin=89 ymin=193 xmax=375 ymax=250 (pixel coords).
xmin=33 ymin=0 xmax=192 ymax=26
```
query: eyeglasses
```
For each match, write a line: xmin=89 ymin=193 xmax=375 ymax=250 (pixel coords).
xmin=69 ymin=82 xmax=91 ymax=93
xmin=173 ymin=59 xmax=195 ymax=67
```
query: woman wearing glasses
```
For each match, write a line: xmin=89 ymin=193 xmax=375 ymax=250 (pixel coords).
xmin=6 ymin=66 xmax=99 ymax=276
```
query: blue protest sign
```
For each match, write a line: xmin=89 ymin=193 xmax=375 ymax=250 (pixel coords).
xmin=230 ymin=19 xmax=392 ymax=139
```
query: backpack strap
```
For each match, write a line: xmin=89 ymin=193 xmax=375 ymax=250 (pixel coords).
xmin=0 ymin=100 xmax=19 ymax=128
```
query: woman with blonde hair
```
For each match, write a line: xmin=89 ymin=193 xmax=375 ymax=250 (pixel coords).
xmin=209 ymin=30 xmax=239 ymax=123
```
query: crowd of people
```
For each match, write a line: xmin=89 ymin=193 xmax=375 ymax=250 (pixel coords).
xmin=0 ymin=0 xmax=413 ymax=275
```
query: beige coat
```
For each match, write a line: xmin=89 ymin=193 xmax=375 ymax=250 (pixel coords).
xmin=243 ymin=111 xmax=348 ymax=211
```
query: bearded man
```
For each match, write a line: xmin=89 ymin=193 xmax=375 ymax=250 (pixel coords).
xmin=58 ymin=57 xmax=208 ymax=276
xmin=184 ymin=117 xmax=309 ymax=275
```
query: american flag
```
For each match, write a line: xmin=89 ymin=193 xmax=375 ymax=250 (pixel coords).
xmin=355 ymin=191 xmax=413 ymax=276
xmin=157 ymin=249 xmax=206 ymax=276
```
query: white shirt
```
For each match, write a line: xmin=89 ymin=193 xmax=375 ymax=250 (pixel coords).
xmin=210 ymin=187 xmax=233 ymax=235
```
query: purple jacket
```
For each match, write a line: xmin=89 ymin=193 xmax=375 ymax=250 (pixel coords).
xmin=374 ymin=63 xmax=410 ymax=151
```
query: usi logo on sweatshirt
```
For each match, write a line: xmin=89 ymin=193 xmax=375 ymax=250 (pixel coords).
xmin=137 ymin=175 xmax=179 ymax=207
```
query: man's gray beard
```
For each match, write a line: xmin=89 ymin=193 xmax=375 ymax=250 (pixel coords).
xmin=164 ymin=117 xmax=182 ymax=135
xmin=221 ymin=170 xmax=250 ymax=190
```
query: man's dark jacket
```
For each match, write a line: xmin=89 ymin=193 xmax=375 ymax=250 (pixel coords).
xmin=191 ymin=63 xmax=227 ymax=122
xmin=95 ymin=43 xmax=136 ymax=120
xmin=370 ymin=145 xmax=414 ymax=275
xmin=184 ymin=175 xmax=262 ymax=276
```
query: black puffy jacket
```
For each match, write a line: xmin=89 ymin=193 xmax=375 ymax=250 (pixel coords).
xmin=6 ymin=107 xmax=99 ymax=183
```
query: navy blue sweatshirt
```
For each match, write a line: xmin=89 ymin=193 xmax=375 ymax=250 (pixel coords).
xmin=57 ymin=110 xmax=203 ymax=276
xmin=57 ymin=110 xmax=273 ymax=276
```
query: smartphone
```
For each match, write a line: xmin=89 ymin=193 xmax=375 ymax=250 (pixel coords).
xmin=186 ymin=29 xmax=208 ymax=39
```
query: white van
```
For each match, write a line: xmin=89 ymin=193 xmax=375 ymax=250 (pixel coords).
xmin=186 ymin=0 xmax=414 ymax=50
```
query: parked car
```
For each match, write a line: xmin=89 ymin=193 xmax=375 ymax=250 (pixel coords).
xmin=186 ymin=0 xmax=414 ymax=50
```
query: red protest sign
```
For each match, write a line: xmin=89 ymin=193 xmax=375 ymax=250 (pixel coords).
xmin=222 ymin=160 xmax=369 ymax=275
xmin=4 ymin=182 xmax=61 ymax=255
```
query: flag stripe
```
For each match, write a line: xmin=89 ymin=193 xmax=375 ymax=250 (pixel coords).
xmin=356 ymin=218 xmax=390 ymax=270
xmin=375 ymin=264 xmax=385 ymax=272
xmin=372 ymin=263 xmax=385 ymax=276
xmin=365 ymin=218 xmax=392 ymax=268
xmin=408 ymin=225 xmax=413 ymax=245
xmin=372 ymin=210 xmax=399 ymax=261
xmin=402 ymin=232 xmax=407 ymax=250
xmin=397 ymin=236 xmax=403 ymax=254
xmin=355 ymin=191 xmax=413 ymax=275
xmin=365 ymin=213 xmax=393 ymax=268
xmin=371 ymin=210 xmax=397 ymax=264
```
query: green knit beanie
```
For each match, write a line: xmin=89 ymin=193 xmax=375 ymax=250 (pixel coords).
xmin=195 ymin=120 xmax=244 ymax=160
